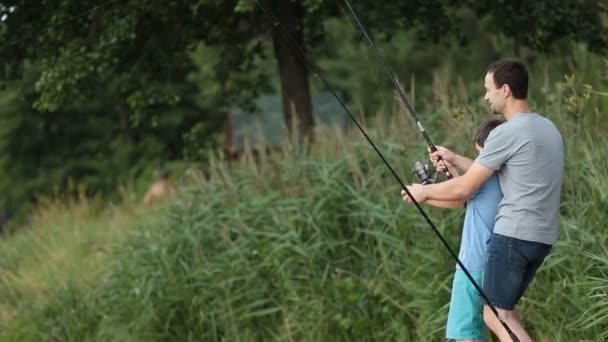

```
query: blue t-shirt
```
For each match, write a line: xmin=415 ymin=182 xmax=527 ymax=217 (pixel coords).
xmin=456 ymin=174 xmax=502 ymax=272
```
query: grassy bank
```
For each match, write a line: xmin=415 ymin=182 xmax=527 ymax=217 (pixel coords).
xmin=1 ymin=67 xmax=607 ymax=341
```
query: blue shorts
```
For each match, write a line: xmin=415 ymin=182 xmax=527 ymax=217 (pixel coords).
xmin=483 ymin=233 xmax=552 ymax=310
xmin=446 ymin=270 xmax=487 ymax=340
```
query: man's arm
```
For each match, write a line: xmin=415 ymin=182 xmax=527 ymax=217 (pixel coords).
xmin=403 ymin=162 xmax=494 ymax=202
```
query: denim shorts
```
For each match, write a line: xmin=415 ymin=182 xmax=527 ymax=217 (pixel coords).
xmin=483 ymin=233 xmax=552 ymax=310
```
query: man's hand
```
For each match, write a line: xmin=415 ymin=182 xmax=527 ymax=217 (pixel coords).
xmin=401 ymin=184 xmax=427 ymax=204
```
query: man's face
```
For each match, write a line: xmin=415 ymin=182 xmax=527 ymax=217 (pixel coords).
xmin=484 ymin=72 xmax=506 ymax=114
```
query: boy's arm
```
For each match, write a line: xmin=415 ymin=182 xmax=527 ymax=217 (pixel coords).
xmin=430 ymin=146 xmax=474 ymax=172
xmin=450 ymin=154 xmax=474 ymax=172
xmin=424 ymin=199 xmax=467 ymax=208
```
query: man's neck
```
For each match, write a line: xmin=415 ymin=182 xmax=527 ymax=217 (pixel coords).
xmin=503 ymin=100 xmax=532 ymax=120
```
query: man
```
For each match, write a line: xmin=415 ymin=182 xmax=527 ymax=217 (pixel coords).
xmin=401 ymin=58 xmax=564 ymax=341
xmin=143 ymin=169 xmax=175 ymax=206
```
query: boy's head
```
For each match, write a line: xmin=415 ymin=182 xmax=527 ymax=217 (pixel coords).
xmin=474 ymin=119 xmax=505 ymax=151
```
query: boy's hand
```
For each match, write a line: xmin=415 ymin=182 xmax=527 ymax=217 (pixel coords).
xmin=435 ymin=159 xmax=453 ymax=173
xmin=429 ymin=146 xmax=456 ymax=167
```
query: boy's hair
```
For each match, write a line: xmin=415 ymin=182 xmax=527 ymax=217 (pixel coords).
xmin=474 ymin=119 xmax=505 ymax=148
xmin=486 ymin=58 xmax=529 ymax=99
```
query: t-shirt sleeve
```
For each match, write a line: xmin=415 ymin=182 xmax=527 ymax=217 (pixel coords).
xmin=474 ymin=127 xmax=514 ymax=171
xmin=468 ymin=178 xmax=486 ymax=200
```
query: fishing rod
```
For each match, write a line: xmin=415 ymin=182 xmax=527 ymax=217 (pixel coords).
xmin=341 ymin=0 xmax=452 ymax=181
xmin=342 ymin=1 xmax=519 ymax=340
xmin=255 ymin=2 xmax=519 ymax=341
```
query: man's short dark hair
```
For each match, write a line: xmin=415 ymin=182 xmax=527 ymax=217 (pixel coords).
xmin=474 ymin=119 xmax=506 ymax=148
xmin=487 ymin=58 xmax=529 ymax=100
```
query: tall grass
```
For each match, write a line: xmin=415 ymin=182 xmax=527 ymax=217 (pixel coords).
xmin=1 ymin=59 xmax=607 ymax=341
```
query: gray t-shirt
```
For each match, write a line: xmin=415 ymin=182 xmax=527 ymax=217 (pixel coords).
xmin=474 ymin=113 xmax=564 ymax=245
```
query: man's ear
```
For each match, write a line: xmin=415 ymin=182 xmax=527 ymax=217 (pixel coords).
xmin=502 ymin=84 xmax=511 ymax=98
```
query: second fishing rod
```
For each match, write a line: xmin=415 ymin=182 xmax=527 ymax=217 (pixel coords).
xmin=340 ymin=0 xmax=453 ymax=181
xmin=255 ymin=1 xmax=519 ymax=341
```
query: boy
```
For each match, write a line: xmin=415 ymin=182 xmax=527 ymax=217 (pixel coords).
xmin=409 ymin=119 xmax=504 ymax=341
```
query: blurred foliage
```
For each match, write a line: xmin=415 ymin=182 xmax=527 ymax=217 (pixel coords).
xmin=0 ymin=0 xmax=605 ymax=229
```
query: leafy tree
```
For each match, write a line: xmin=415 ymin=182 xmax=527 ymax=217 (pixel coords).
xmin=1 ymin=0 xmax=605 ymax=133
xmin=0 ymin=0 xmax=472 ymax=140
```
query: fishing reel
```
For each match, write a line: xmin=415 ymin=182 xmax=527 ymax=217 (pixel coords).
xmin=412 ymin=161 xmax=437 ymax=185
